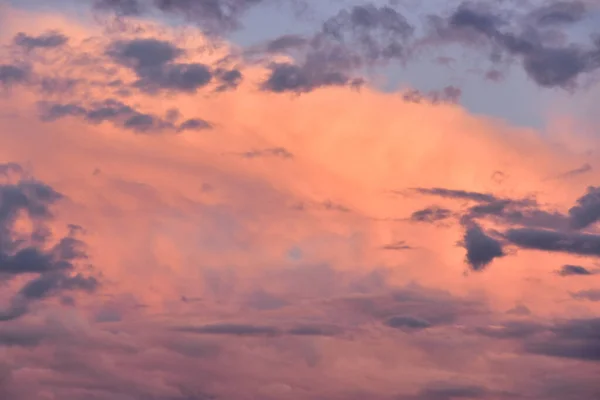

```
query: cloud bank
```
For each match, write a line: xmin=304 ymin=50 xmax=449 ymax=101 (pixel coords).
xmin=0 ymin=1 xmax=599 ymax=399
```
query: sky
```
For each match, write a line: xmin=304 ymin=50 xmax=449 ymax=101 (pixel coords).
xmin=0 ymin=0 xmax=600 ymax=399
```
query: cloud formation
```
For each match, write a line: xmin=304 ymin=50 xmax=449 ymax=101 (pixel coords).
xmin=0 ymin=2 xmax=599 ymax=399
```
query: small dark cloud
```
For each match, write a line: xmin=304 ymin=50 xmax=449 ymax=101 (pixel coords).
xmin=339 ymin=284 xmax=485 ymax=327
xmin=413 ymin=187 xmax=497 ymax=203
xmin=0 ymin=64 xmax=30 ymax=85
xmin=402 ymin=86 xmax=462 ymax=104
xmin=467 ymin=198 xmax=568 ymax=230
xmin=107 ymin=38 xmax=214 ymax=93
xmin=107 ymin=38 xmax=182 ymax=69
xmin=13 ymin=31 xmax=68 ymax=50
xmin=37 ymin=100 xmax=211 ymax=134
xmin=261 ymin=3 xmax=414 ymax=93
xmin=568 ymin=186 xmax=600 ymax=229
xmin=0 ymin=327 xmax=47 ymax=347
xmin=558 ymin=264 xmax=593 ymax=276
xmin=504 ymin=228 xmax=600 ymax=256
xmin=286 ymin=324 xmax=341 ymax=336
xmin=134 ymin=62 xmax=213 ymax=93
xmin=524 ymin=317 xmax=600 ymax=362
xmin=571 ymin=289 xmax=600 ymax=301
xmin=385 ymin=315 xmax=432 ymax=331
xmin=214 ymin=68 xmax=242 ymax=91
xmin=463 ymin=222 xmax=505 ymax=271
xmin=321 ymin=4 xmax=414 ymax=64
xmin=240 ymin=147 xmax=293 ymax=159
xmin=413 ymin=382 xmax=491 ymax=400
xmin=37 ymin=102 xmax=87 ymax=122
xmin=411 ymin=185 xmax=565 ymax=230
xmin=261 ymin=61 xmax=362 ymax=93
xmin=321 ymin=200 xmax=350 ymax=213
xmin=178 ymin=118 xmax=212 ymax=131
xmin=176 ymin=323 xmax=280 ymax=336
xmin=558 ymin=163 xmax=592 ymax=179
xmin=382 ymin=240 xmax=412 ymax=250
xmin=410 ymin=206 xmax=452 ymax=223
xmin=266 ymin=34 xmax=308 ymax=53
xmin=19 ymin=272 xmax=98 ymax=299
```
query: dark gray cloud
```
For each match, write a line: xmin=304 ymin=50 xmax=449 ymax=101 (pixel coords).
xmin=413 ymin=187 xmax=498 ymax=203
xmin=410 ymin=206 xmax=452 ymax=223
xmin=504 ymin=228 xmax=600 ymax=256
xmin=18 ymin=272 xmax=98 ymax=300
xmin=412 ymin=186 xmax=568 ymax=230
xmin=286 ymin=324 xmax=341 ymax=336
xmin=462 ymin=222 xmax=505 ymax=271
xmin=468 ymin=199 xmax=568 ymax=230
xmin=320 ymin=3 xmax=414 ymax=63
xmin=558 ymin=163 xmax=592 ymax=179
xmin=261 ymin=3 xmax=413 ymax=93
xmin=524 ymin=317 xmax=600 ymax=362
xmin=338 ymin=284 xmax=486 ymax=327
xmin=175 ymin=322 xmax=342 ymax=337
xmin=107 ymin=38 xmax=182 ymax=69
xmin=571 ymin=289 xmax=600 ymax=301
xmin=134 ymin=62 xmax=213 ymax=93
xmin=558 ymin=264 xmax=594 ymax=276
xmin=240 ymin=147 xmax=293 ymax=159
xmin=0 ymin=64 xmax=30 ymax=86
xmin=443 ymin=2 xmax=600 ymax=88
xmin=402 ymin=86 xmax=462 ymax=104
xmin=13 ymin=31 xmax=68 ymax=50
xmin=214 ymin=68 xmax=243 ymax=91
xmin=37 ymin=100 xmax=211 ymax=134
xmin=107 ymin=38 xmax=213 ymax=93
xmin=261 ymin=61 xmax=362 ymax=93
xmin=568 ymin=186 xmax=600 ymax=229
xmin=177 ymin=118 xmax=212 ymax=131
xmin=175 ymin=323 xmax=279 ymax=336
xmin=382 ymin=240 xmax=412 ymax=250
xmin=0 ymin=170 xmax=99 ymax=321
xmin=266 ymin=34 xmax=308 ymax=53
xmin=384 ymin=315 xmax=432 ymax=330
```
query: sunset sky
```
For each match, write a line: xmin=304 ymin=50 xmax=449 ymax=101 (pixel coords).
xmin=0 ymin=1 xmax=600 ymax=399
